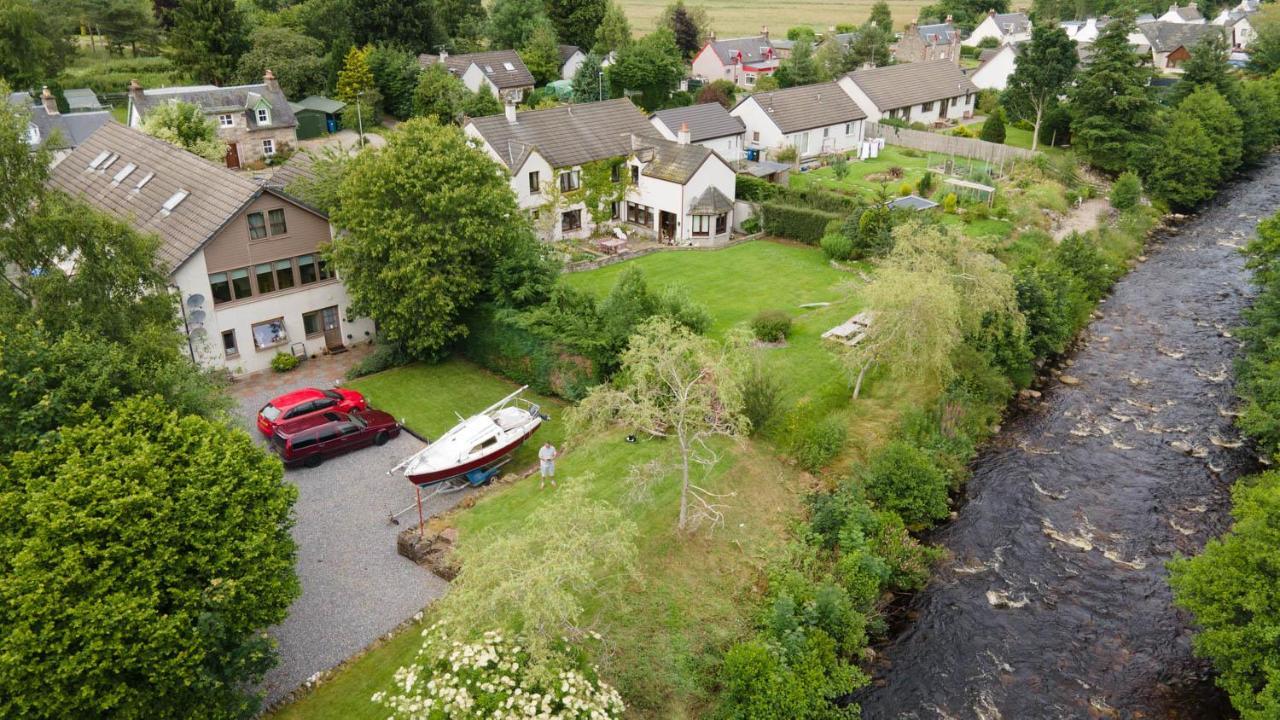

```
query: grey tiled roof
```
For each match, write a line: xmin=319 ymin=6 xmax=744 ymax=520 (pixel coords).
xmin=63 ymin=88 xmax=103 ymax=111
xmin=1169 ymin=4 xmax=1204 ymax=21
xmin=6 ymin=92 xmax=110 ymax=149
xmin=468 ymin=98 xmax=653 ymax=170
xmin=887 ymin=194 xmax=939 ymax=211
xmin=736 ymin=81 xmax=866 ymax=134
xmin=916 ymin=23 xmax=958 ymax=44
xmin=291 ymin=95 xmax=346 ymax=114
xmin=846 ymin=60 xmax=978 ymax=111
xmin=651 ymin=102 xmax=745 ymax=141
xmin=632 ymin=134 xmax=715 ymax=184
xmin=1139 ymin=20 xmax=1224 ymax=52
xmin=991 ymin=12 xmax=1031 ymax=34
xmin=689 ymin=186 xmax=733 ymax=214
xmin=133 ymin=83 xmax=297 ymax=130
xmin=419 ymin=50 xmax=535 ymax=90
xmin=558 ymin=44 xmax=582 ymax=64
xmin=707 ymin=35 xmax=783 ymax=66
xmin=47 ymin=121 xmax=263 ymax=273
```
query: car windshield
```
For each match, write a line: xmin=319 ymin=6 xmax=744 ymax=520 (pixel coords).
xmin=349 ymin=411 xmax=368 ymax=429
xmin=261 ymin=404 xmax=281 ymax=421
xmin=323 ymin=389 xmax=343 ymax=401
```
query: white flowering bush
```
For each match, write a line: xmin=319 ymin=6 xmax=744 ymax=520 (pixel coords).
xmin=372 ymin=627 xmax=625 ymax=719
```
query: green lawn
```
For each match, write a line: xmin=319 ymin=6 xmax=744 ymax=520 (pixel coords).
xmin=346 ymin=358 xmax=566 ymax=476
xmin=789 ymin=145 xmax=930 ymax=196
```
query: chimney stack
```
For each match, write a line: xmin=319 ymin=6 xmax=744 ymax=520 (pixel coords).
xmin=988 ymin=8 xmax=996 ymax=16
xmin=677 ymin=122 xmax=690 ymax=145
xmin=945 ymin=14 xmax=954 ymax=24
xmin=40 ymin=86 xmax=58 ymax=115
xmin=264 ymin=68 xmax=279 ymax=92
xmin=504 ymin=99 xmax=517 ymax=124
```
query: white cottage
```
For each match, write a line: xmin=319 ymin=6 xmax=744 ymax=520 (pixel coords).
xmin=963 ymin=11 xmax=1032 ymax=46
xmin=650 ymin=102 xmax=746 ymax=162
xmin=970 ymin=44 xmax=1019 ymax=90
xmin=839 ymin=60 xmax=977 ymax=124
xmin=730 ymin=81 xmax=866 ymax=161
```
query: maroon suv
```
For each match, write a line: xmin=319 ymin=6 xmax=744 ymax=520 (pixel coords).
xmin=272 ymin=408 xmax=401 ymax=468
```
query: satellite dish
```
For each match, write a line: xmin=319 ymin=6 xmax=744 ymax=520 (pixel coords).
xmin=189 ymin=309 xmax=206 ymax=323
xmin=187 ymin=293 xmax=205 ymax=307
xmin=189 ymin=327 xmax=207 ymax=341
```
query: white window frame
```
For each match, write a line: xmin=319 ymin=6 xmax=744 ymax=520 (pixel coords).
xmin=262 ymin=138 xmax=276 ymax=156
xmin=256 ymin=108 xmax=270 ymax=124
xmin=219 ymin=113 xmax=234 ymax=127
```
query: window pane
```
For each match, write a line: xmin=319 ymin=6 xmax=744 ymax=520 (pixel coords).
xmin=247 ymin=212 xmax=267 ymax=240
xmin=252 ymin=318 xmax=288 ymax=349
xmin=303 ymin=311 xmax=322 ymax=336
xmin=297 ymin=254 xmax=317 ymax=284
xmin=210 ymin=273 xmax=231 ymax=304
xmin=256 ymin=263 xmax=276 ymax=293
xmin=268 ymin=208 xmax=287 ymax=235
xmin=317 ymin=256 xmax=332 ymax=280
xmin=275 ymin=259 xmax=295 ymax=289
xmin=222 ymin=330 xmax=238 ymax=356
xmin=230 ymin=268 xmax=252 ymax=299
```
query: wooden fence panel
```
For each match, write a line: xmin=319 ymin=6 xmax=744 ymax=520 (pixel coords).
xmin=864 ymin=121 xmax=1037 ymax=167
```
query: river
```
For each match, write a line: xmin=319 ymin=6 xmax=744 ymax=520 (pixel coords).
xmin=857 ymin=158 xmax=1280 ymax=720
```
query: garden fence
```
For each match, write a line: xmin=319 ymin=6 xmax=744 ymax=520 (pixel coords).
xmin=864 ymin=121 xmax=1037 ymax=168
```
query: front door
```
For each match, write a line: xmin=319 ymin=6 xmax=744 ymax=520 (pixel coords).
xmin=659 ymin=211 xmax=677 ymax=242
xmin=940 ymin=97 xmax=950 ymax=117
xmin=225 ymin=142 xmax=240 ymax=169
xmin=321 ymin=306 xmax=344 ymax=351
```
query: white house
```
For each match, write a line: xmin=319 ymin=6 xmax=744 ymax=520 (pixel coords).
xmin=970 ymin=44 xmax=1019 ymax=90
xmin=1139 ymin=21 xmax=1227 ymax=70
xmin=650 ymin=102 xmax=746 ymax=162
xmin=559 ymin=45 xmax=587 ymax=81
xmin=839 ymin=60 xmax=978 ymax=124
xmin=730 ymin=81 xmax=866 ymax=161
xmin=464 ymin=99 xmax=738 ymax=246
xmin=48 ymin=122 xmax=374 ymax=376
xmin=1060 ymin=17 xmax=1105 ymax=43
xmin=690 ymin=30 xmax=784 ymax=89
xmin=1159 ymin=3 xmax=1206 ymax=23
xmin=8 ymin=87 xmax=110 ymax=161
xmin=963 ymin=11 xmax=1032 ymax=46
xmin=1212 ymin=8 xmax=1255 ymax=48
xmin=417 ymin=50 xmax=535 ymax=101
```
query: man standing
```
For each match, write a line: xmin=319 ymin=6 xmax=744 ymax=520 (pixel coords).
xmin=538 ymin=442 xmax=558 ymax=489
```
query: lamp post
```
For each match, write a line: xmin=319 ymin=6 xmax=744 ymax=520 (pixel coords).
xmin=355 ymin=90 xmax=366 ymax=149
xmin=598 ymin=70 xmax=603 ymax=102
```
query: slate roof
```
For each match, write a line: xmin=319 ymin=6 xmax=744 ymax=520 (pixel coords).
xmin=916 ymin=23 xmax=958 ymax=44
xmin=1139 ymin=20 xmax=1224 ymax=52
xmin=846 ymin=60 xmax=978 ymax=111
xmin=291 ymin=95 xmax=346 ymax=114
xmin=737 ymin=81 xmax=866 ymax=134
xmin=1167 ymin=4 xmax=1204 ymax=21
xmin=558 ymin=44 xmax=583 ymax=64
xmin=418 ymin=50 xmax=535 ymax=90
xmin=631 ymin=134 xmax=716 ymax=184
xmin=978 ymin=48 xmax=1001 ymax=63
xmin=651 ymin=103 xmax=745 ymax=142
xmin=706 ymin=35 xmax=782 ymax=66
xmin=689 ymin=186 xmax=734 ymax=214
xmin=6 ymin=92 xmax=110 ymax=149
xmin=133 ymin=83 xmax=297 ymax=129
xmin=468 ymin=98 xmax=654 ymax=170
xmin=990 ymin=12 xmax=1031 ymax=35
xmin=47 ymin=121 xmax=265 ymax=273
xmin=63 ymin=88 xmax=103 ymax=111
xmin=824 ymin=31 xmax=859 ymax=49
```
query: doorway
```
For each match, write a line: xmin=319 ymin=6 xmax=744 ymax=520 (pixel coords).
xmin=659 ymin=211 xmax=677 ymax=243
xmin=321 ymin=306 xmax=344 ymax=352
xmin=225 ymin=143 xmax=240 ymax=169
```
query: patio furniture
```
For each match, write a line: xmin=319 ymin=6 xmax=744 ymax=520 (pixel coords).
xmin=598 ymin=238 xmax=628 ymax=255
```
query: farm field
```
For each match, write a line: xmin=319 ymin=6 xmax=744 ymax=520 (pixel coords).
xmin=618 ymin=0 xmax=930 ymax=37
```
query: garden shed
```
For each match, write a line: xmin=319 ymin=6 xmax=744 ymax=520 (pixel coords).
xmin=289 ymin=96 xmax=346 ymax=140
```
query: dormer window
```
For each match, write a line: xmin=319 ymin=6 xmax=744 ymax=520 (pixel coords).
xmin=503 ymin=62 xmax=515 ymax=70
xmin=256 ymin=108 xmax=270 ymax=124
xmin=25 ymin=123 xmax=39 ymax=146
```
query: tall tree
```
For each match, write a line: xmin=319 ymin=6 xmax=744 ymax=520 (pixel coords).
xmin=1068 ymin=13 xmax=1157 ymax=174
xmin=1003 ymin=25 xmax=1077 ymax=151
xmin=1178 ymin=85 xmax=1243 ymax=182
xmin=660 ymin=0 xmax=708 ymax=60
xmin=140 ymin=101 xmax=227 ymax=161
xmin=520 ymin=20 xmax=562 ymax=84
xmin=544 ymin=0 xmax=606 ymax=50
xmin=327 ymin=119 xmax=546 ymax=357
xmin=593 ymin=0 xmax=632 ymax=54
xmin=336 ymin=44 xmax=376 ymax=103
xmin=845 ymin=21 xmax=892 ymax=68
xmin=94 ymin=0 xmax=159 ymax=56
xmin=346 ymin=0 xmax=441 ymax=54
xmin=169 ymin=0 xmax=249 ymax=84
xmin=0 ymin=0 xmax=72 ymax=89
xmin=571 ymin=51 xmax=608 ymax=102
xmin=868 ymin=0 xmax=891 ymax=30
xmin=367 ymin=44 xmax=424 ymax=120
xmin=1237 ymin=79 xmax=1280 ymax=163
xmin=413 ymin=62 xmax=469 ymax=122
xmin=572 ymin=317 xmax=749 ymax=532
xmin=0 ymin=396 xmax=298 ymax=719
xmin=1171 ymin=31 xmax=1237 ymax=104
xmin=1248 ymin=21 xmax=1280 ymax=76
xmin=775 ymin=39 xmax=819 ymax=87
xmin=488 ymin=0 xmax=546 ymax=49
xmin=236 ymin=26 xmax=328 ymax=98
xmin=1144 ymin=113 xmax=1221 ymax=209
xmin=436 ymin=0 xmax=486 ymax=44
xmin=606 ymin=27 xmax=684 ymax=110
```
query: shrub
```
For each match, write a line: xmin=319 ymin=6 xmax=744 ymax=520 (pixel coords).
xmin=790 ymin=187 xmax=862 ymax=214
xmin=751 ymin=310 xmax=792 ymax=342
xmin=717 ymin=633 xmax=863 ymax=720
xmin=463 ymin=304 xmax=602 ymax=400
xmin=775 ymin=145 xmax=798 ymax=164
xmin=862 ymin=440 xmax=950 ymax=527
xmin=657 ymin=285 xmax=713 ymax=335
xmin=741 ymin=215 xmax=761 ymax=233
xmin=791 ymin=416 xmax=847 ymax=472
xmin=1012 ymin=118 xmax=1034 ymax=131
xmin=737 ymin=173 xmax=782 ymax=202
xmin=1037 ymin=103 xmax=1072 ymax=147
xmin=980 ymin=109 xmax=1006 ymax=144
xmin=949 ymin=124 xmax=976 ymax=138
xmin=741 ymin=359 xmax=784 ymax=433
xmin=1015 ymin=265 xmax=1079 ymax=359
xmin=898 ymin=181 xmax=913 ymax=197
xmin=1110 ymin=171 xmax=1142 ymax=211
xmin=347 ymin=336 xmax=415 ymax=379
xmin=820 ymin=231 xmax=854 ymax=261
xmin=761 ymin=201 xmax=842 ymax=244
xmin=831 ymin=154 xmax=849 ymax=179
xmin=976 ymin=89 xmax=1000 ymax=115
xmin=271 ymin=352 xmax=300 ymax=372
xmin=942 ymin=193 xmax=958 ymax=213
xmin=1055 ymin=232 xmax=1115 ymax=301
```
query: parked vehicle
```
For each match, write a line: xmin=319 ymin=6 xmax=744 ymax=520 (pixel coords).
xmin=257 ymin=387 xmax=368 ymax=436
xmin=393 ymin=386 xmax=543 ymax=486
xmin=272 ymin=409 xmax=400 ymax=468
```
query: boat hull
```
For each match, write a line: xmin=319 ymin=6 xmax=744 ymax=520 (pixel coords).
xmin=406 ymin=422 xmax=541 ymax=486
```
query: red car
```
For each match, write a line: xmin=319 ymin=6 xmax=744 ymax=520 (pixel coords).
xmin=271 ymin=409 xmax=401 ymax=468
xmin=257 ymin=387 xmax=368 ymax=436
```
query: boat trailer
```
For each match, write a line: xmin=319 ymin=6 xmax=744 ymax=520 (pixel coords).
xmin=386 ymin=455 xmax=513 ymax=534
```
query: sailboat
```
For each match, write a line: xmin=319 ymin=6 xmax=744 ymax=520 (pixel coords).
xmin=394 ymin=386 xmax=544 ymax=486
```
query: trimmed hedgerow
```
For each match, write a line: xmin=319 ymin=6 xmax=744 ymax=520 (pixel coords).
xmin=761 ymin=201 xmax=842 ymax=245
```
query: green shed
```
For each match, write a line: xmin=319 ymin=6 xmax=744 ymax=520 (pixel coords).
xmin=290 ymin=96 xmax=347 ymax=140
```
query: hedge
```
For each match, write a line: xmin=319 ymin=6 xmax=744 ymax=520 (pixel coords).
xmin=736 ymin=173 xmax=782 ymax=202
xmin=462 ymin=307 xmax=601 ymax=400
xmin=761 ymin=201 xmax=842 ymax=244
xmin=790 ymin=187 xmax=862 ymax=214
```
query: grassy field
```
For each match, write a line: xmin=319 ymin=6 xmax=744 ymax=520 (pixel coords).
xmin=619 ymin=0 xmax=930 ymax=37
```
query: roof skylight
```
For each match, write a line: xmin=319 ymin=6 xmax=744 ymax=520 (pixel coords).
xmin=111 ymin=163 xmax=137 ymax=186
xmin=99 ymin=153 xmax=120 ymax=171
xmin=160 ymin=189 xmax=190 ymax=216
xmin=134 ymin=172 xmax=155 ymax=191
xmin=87 ymin=150 xmax=111 ymax=170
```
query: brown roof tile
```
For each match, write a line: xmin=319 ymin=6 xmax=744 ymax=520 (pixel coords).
xmin=846 ymin=60 xmax=978 ymax=112
xmin=734 ymin=81 xmax=866 ymax=134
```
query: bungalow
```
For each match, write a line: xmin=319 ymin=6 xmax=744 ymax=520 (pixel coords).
xmin=126 ymin=71 xmax=297 ymax=169
xmin=970 ymin=44 xmax=1019 ymax=90
xmin=1060 ymin=17 xmax=1105 ymax=44
xmin=559 ymin=45 xmax=587 ymax=81
xmin=963 ymin=10 xmax=1032 ymax=46
xmin=690 ymin=29 xmax=785 ymax=89
xmin=464 ymin=99 xmax=738 ymax=246
xmin=47 ymin=122 xmax=374 ymax=375
xmin=417 ymin=50 xmax=535 ymax=101
xmin=1158 ymin=3 xmax=1206 ymax=23
xmin=1212 ymin=8 xmax=1255 ymax=49
xmin=650 ymin=102 xmax=746 ymax=162
xmin=1139 ymin=21 xmax=1226 ymax=70
xmin=839 ymin=60 xmax=978 ymax=124
xmin=730 ymin=81 xmax=867 ymax=161
xmin=894 ymin=20 xmax=962 ymax=64
xmin=8 ymin=87 xmax=111 ymax=159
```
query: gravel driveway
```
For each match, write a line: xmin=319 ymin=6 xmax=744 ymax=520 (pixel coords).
xmin=227 ymin=355 xmax=470 ymax=706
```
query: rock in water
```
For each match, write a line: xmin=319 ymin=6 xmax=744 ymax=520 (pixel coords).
xmin=1060 ymin=375 xmax=1081 ymax=386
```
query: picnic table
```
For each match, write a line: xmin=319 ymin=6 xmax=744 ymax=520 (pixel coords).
xmin=598 ymin=238 xmax=628 ymax=255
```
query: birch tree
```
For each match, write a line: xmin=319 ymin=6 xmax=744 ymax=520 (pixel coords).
xmin=571 ymin=317 xmax=749 ymax=532
xmin=1004 ymin=25 xmax=1077 ymax=152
